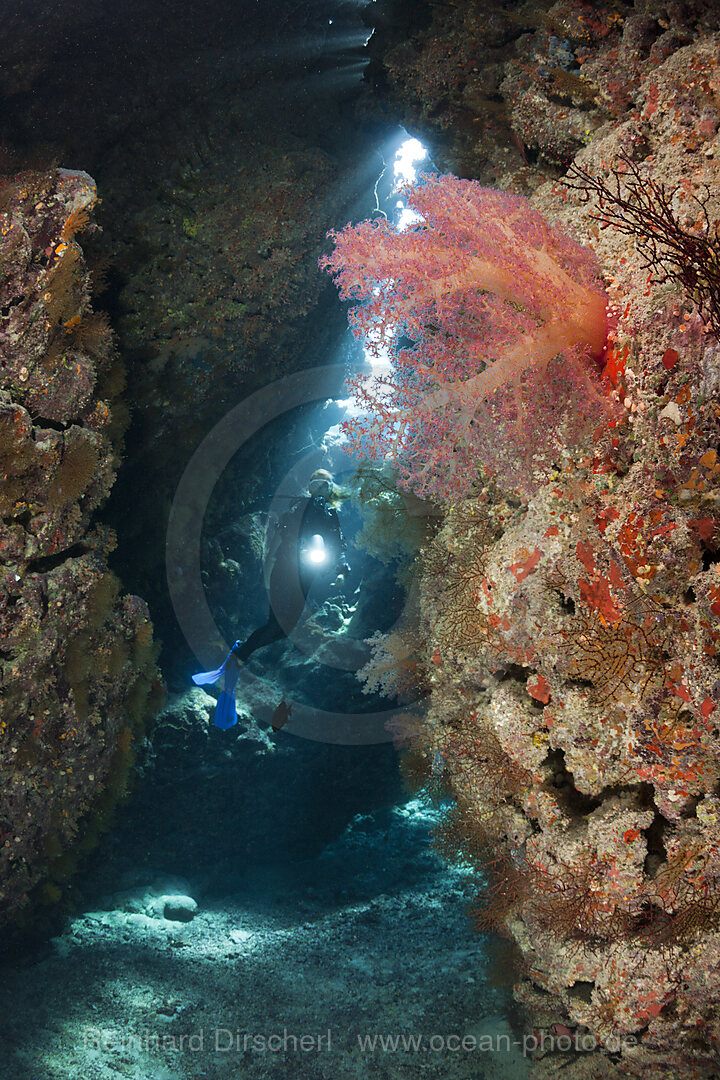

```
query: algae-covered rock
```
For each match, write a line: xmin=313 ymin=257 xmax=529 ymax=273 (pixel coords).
xmin=391 ymin=25 xmax=720 ymax=1079
xmin=0 ymin=169 xmax=161 ymax=930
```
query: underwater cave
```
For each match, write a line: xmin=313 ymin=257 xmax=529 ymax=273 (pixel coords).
xmin=2 ymin=1 xmax=720 ymax=1079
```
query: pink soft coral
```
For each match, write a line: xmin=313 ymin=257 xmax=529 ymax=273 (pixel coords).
xmin=321 ymin=173 xmax=613 ymax=501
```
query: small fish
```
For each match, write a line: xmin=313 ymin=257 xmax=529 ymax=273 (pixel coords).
xmin=192 ymin=641 xmax=241 ymax=730
xmin=271 ymin=700 xmax=292 ymax=732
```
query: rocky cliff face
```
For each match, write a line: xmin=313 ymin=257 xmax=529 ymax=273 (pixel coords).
xmin=370 ymin=2 xmax=720 ymax=1075
xmin=0 ymin=168 xmax=161 ymax=929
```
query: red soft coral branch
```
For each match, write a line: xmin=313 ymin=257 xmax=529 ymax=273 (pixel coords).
xmin=321 ymin=173 xmax=612 ymax=502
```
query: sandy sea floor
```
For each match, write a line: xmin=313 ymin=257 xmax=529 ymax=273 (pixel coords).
xmin=0 ymin=801 xmax=531 ymax=1080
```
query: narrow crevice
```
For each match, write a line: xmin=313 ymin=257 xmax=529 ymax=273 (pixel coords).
xmin=497 ymin=663 xmax=532 ymax=685
xmin=29 ymin=414 xmax=71 ymax=433
xmin=564 ymin=677 xmax=595 ymax=691
xmin=6 ymin=510 xmax=32 ymax=530
xmin=26 ymin=543 xmax=90 ymax=574
xmin=702 ymin=545 xmax=720 ymax=572
xmin=0 ymin=296 xmax=24 ymax=317
xmin=558 ymin=593 xmax=575 ymax=615
xmin=643 ymin=813 xmax=669 ymax=878
xmin=679 ymin=794 xmax=701 ymax=819
xmin=541 ymin=748 xmax=602 ymax=818
xmin=567 ymin=980 xmax=594 ymax=1004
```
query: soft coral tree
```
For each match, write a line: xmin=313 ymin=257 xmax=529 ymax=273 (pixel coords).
xmin=321 ymin=173 xmax=612 ymax=501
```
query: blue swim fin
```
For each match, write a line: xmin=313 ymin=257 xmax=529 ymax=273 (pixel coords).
xmin=214 ymin=689 xmax=238 ymax=730
xmin=191 ymin=644 xmax=241 ymax=730
xmin=192 ymin=662 xmax=229 ymax=686
xmin=213 ymin=656 xmax=240 ymax=729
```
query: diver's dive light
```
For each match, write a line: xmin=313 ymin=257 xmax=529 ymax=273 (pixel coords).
xmin=303 ymin=533 xmax=327 ymax=565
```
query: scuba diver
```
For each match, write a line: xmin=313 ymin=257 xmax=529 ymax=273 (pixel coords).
xmin=236 ymin=468 xmax=348 ymax=660
xmin=192 ymin=469 xmax=349 ymax=729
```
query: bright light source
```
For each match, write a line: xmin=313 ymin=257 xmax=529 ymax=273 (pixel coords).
xmin=304 ymin=534 xmax=327 ymax=565
xmin=391 ymin=137 xmax=428 ymax=230
xmin=393 ymin=138 xmax=428 ymax=186
xmin=396 ymin=206 xmax=423 ymax=230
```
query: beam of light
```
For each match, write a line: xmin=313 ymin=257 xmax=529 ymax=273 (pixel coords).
xmin=219 ymin=28 xmax=373 ymax=72
xmin=392 ymin=137 xmax=428 ymax=230
xmin=332 ymin=136 xmax=430 ymax=447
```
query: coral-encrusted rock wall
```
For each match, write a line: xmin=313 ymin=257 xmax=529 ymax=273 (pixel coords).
xmin=365 ymin=0 xmax=720 ymax=188
xmin=368 ymin=1 xmax=720 ymax=1076
xmin=0 ymin=169 xmax=160 ymax=930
